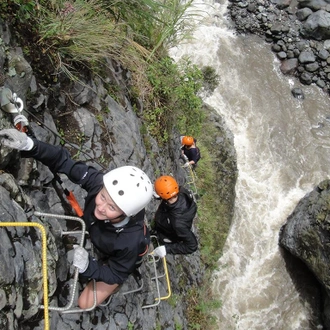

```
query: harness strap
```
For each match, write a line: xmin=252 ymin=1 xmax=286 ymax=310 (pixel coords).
xmin=138 ymin=223 xmax=149 ymax=257
xmin=55 ymin=174 xmax=84 ymax=217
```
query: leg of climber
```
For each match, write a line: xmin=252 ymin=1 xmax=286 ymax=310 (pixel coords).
xmin=78 ymin=281 xmax=119 ymax=309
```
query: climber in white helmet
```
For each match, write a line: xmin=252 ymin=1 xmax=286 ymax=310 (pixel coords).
xmin=0 ymin=126 xmax=153 ymax=309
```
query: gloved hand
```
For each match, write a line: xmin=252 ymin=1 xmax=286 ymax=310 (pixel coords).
xmin=13 ymin=114 xmax=29 ymax=127
xmin=0 ymin=128 xmax=34 ymax=151
xmin=153 ymin=245 xmax=166 ymax=258
xmin=73 ymin=246 xmax=89 ymax=273
xmin=182 ymin=162 xmax=190 ymax=168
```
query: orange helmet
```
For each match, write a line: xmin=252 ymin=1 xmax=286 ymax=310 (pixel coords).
xmin=154 ymin=176 xmax=179 ymax=200
xmin=182 ymin=136 xmax=194 ymax=146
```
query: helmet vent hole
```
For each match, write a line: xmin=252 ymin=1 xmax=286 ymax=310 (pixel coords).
xmin=118 ymin=190 xmax=124 ymax=196
xmin=112 ymin=180 xmax=118 ymax=185
xmin=137 ymin=183 xmax=140 ymax=187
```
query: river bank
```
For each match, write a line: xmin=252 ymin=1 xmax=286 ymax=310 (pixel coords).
xmin=227 ymin=0 xmax=330 ymax=98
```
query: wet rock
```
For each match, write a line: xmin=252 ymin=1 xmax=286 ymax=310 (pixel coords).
xmin=300 ymin=71 xmax=314 ymax=84
xmin=277 ymin=51 xmax=288 ymax=59
xmin=306 ymin=61 xmax=320 ymax=71
xmin=280 ymin=58 xmax=299 ymax=74
xmin=296 ymin=8 xmax=313 ymax=21
xmin=271 ymin=0 xmax=292 ymax=9
xmin=299 ymin=50 xmax=316 ymax=63
xmin=302 ymin=10 xmax=330 ymax=40
xmin=316 ymin=78 xmax=326 ymax=87
xmin=228 ymin=0 xmax=330 ymax=97
xmin=297 ymin=0 xmax=330 ymax=11
xmin=279 ymin=180 xmax=330 ymax=329
xmin=318 ymin=48 xmax=330 ymax=59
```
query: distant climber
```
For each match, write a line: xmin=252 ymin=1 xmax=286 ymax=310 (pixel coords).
xmin=180 ymin=135 xmax=201 ymax=169
xmin=152 ymin=175 xmax=198 ymax=258
xmin=0 ymin=124 xmax=153 ymax=309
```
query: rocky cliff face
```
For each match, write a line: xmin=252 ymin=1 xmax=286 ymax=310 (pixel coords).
xmin=279 ymin=180 xmax=330 ymax=329
xmin=0 ymin=18 xmax=237 ymax=330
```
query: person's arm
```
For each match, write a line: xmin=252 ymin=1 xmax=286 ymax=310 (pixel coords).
xmin=21 ymin=138 xmax=103 ymax=191
xmin=0 ymin=124 xmax=87 ymax=179
xmin=22 ymin=138 xmax=79 ymax=177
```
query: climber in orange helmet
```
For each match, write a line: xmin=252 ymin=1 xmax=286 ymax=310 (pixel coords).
xmin=151 ymin=175 xmax=198 ymax=258
xmin=180 ymin=135 xmax=201 ymax=169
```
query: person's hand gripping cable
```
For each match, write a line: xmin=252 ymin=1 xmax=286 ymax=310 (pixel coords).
xmin=0 ymin=128 xmax=34 ymax=151
xmin=152 ymin=245 xmax=167 ymax=258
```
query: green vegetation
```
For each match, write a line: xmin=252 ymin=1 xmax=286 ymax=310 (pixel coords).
xmin=186 ymin=286 xmax=222 ymax=330
xmin=201 ymin=66 xmax=221 ymax=94
xmin=184 ymin=115 xmax=236 ymax=330
xmin=196 ymin=140 xmax=231 ymax=267
xmin=1 ymin=0 xmax=203 ymax=143
xmin=181 ymin=112 xmax=236 ymax=270
xmin=145 ymin=56 xmax=204 ymax=143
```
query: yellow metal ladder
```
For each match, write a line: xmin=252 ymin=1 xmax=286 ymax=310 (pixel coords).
xmin=33 ymin=212 xmax=172 ymax=313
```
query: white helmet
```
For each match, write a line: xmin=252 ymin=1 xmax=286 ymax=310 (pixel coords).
xmin=103 ymin=166 xmax=153 ymax=216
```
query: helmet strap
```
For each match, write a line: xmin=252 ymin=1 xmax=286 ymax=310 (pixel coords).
xmin=109 ymin=213 xmax=127 ymax=224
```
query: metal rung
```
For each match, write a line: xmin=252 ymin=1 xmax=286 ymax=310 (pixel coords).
xmin=142 ymin=236 xmax=171 ymax=308
xmin=34 ymin=212 xmax=86 ymax=313
xmin=142 ymin=254 xmax=161 ymax=309
xmin=61 ymin=279 xmax=98 ymax=314
xmin=35 ymin=213 xmax=171 ymax=312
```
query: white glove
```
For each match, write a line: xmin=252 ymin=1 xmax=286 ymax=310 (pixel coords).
xmin=73 ymin=246 xmax=89 ymax=273
xmin=14 ymin=114 xmax=29 ymax=127
xmin=182 ymin=162 xmax=190 ymax=168
xmin=153 ymin=245 xmax=167 ymax=258
xmin=0 ymin=128 xmax=34 ymax=151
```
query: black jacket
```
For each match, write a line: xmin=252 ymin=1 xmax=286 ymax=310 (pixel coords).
xmin=154 ymin=187 xmax=198 ymax=255
xmin=22 ymin=139 xmax=149 ymax=285
xmin=182 ymin=146 xmax=200 ymax=164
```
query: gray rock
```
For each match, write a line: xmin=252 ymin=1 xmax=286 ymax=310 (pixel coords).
xmin=299 ymin=50 xmax=316 ymax=63
xmin=277 ymin=51 xmax=288 ymax=59
xmin=306 ymin=61 xmax=320 ymax=71
xmin=300 ymin=71 xmax=313 ymax=84
xmin=318 ymin=48 xmax=330 ymax=59
xmin=316 ymin=78 xmax=326 ymax=87
xmin=279 ymin=180 xmax=330 ymax=328
xmin=296 ymin=8 xmax=313 ymax=21
xmin=298 ymin=0 xmax=330 ymax=11
xmin=302 ymin=10 xmax=330 ymax=40
xmin=280 ymin=58 xmax=299 ymax=74
xmin=271 ymin=0 xmax=292 ymax=9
